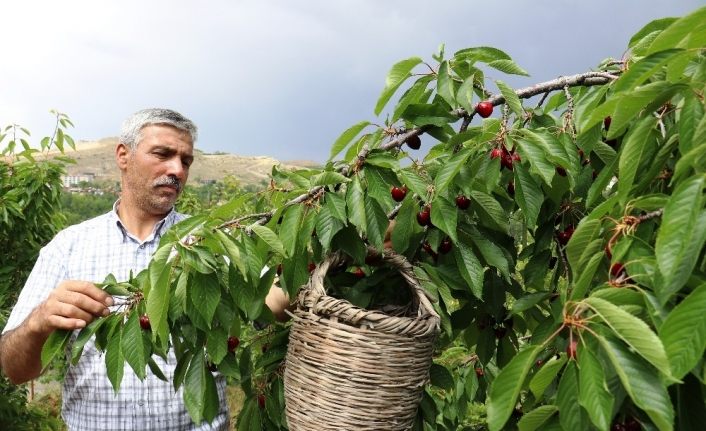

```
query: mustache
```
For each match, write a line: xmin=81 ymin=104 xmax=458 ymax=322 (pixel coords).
xmin=153 ymin=176 xmax=182 ymax=192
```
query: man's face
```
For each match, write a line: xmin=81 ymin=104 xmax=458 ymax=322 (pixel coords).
xmin=118 ymin=124 xmax=194 ymax=215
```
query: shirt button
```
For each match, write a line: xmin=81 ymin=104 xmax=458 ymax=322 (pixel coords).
xmin=138 ymin=400 xmax=145 ymax=406
xmin=138 ymin=245 xmax=144 ymax=249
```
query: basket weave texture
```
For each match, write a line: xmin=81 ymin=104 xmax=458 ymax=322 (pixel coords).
xmin=284 ymin=251 xmax=440 ymax=431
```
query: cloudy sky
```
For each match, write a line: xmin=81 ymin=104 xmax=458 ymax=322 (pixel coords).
xmin=1 ymin=1 xmax=701 ymax=163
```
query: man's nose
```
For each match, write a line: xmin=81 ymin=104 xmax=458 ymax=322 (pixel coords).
xmin=165 ymin=157 xmax=187 ymax=180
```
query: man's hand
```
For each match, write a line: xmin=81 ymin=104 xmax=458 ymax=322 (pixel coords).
xmin=0 ymin=280 xmax=113 ymax=384
xmin=29 ymin=281 xmax=114 ymax=337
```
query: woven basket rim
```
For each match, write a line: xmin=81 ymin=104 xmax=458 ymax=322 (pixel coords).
xmin=294 ymin=250 xmax=440 ymax=337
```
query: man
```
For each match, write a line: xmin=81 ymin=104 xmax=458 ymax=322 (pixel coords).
xmin=0 ymin=108 xmax=289 ymax=430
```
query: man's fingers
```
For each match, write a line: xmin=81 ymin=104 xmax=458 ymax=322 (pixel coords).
xmin=46 ymin=315 xmax=87 ymax=331
xmin=60 ymin=281 xmax=114 ymax=306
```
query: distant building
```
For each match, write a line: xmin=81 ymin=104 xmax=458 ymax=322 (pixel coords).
xmin=62 ymin=173 xmax=95 ymax=188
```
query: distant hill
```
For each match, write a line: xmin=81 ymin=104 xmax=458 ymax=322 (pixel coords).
xmin=55 ymin=138 xmax=319 ymax=188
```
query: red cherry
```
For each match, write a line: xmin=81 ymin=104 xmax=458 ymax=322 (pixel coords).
xmin=416 ymin=206 xmax=431 ymax=226
xmin=535 ymin=359 xmax=543 ymax=367
xmin=353 ymin=267 xmax=365 ymax=278
xmin=276 ymin=264 xmax=282 ymax=275
xmin=556 ymin=167 xmax=567 ymax=177
xmin=308 ymin=262 xmax=316 ymax=273
xmin=439 ymin=238 xmax=452 ymax=254
xmin=476 ymin=101 xmax=493 ymax=118
xmin=455 ymin=195 xmax=471 ymax=210
xmin=567 ymin=339 xmax=578 ymax=360
xmin=490 ymin=148 xmax=503 ymax=160
xmin=257 ymin=394 xmax=266 ymax=409
xmin=494 ymin=326 xmax=507 ymax=339
xmin=474 ymin=367 xmax=484 ymax=377
xmin=557 ymin=225 xmax=574 ymax=245
xmin=422 ymin=242 xmax=434 ymax=254
xmin=610 ymin=262 xmax=625 ymax=277
xmin=406 ymin=135 xmax=421 ymax=150
xmin=501 ymin=152 xmax=514 ymax=170
xmin=507 ymin=181 xmax=515 ymax=196
xmin=604 ymin=116 xmax=612 ymax=131
xmin=139 ymin=314 xmax=151 ymax=331
xmin=228 ymin=336 xmax=240 ymax=353
xmin=390 ymin=186 xmax=407 ymax=202
xmin=511 ymin=152 xmax=521 ymax=163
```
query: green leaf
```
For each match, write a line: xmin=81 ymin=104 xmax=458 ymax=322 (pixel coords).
xmin=585 ymin=296 xmax=672 ymax=381
xmin=655 ymin=175 xmax=706 ymax=303
xmin=429 ymin=363 xmax=454 ymax=390
xmin=455 ymin=46 xmax=511 ymax=63
xmin=488 ymin=59 xmax=529 ymax=76
xmin=250 ymin=224 xmax=285 ymax=257
xmin=578 ymin=346 xmax=614 ymax=431
xmin=147 ymin=259 xmax=172 ymax=343
xmin=121 ymin=312 xmax=148 ymax=380
xmin=518 ymin=405 xmax=558 ymax=431
xmin=329 ymin=121 xmax=370 ymax=160
xmin=678 ymin=93 xmax=704 ymax=155
xmin=529 ymin=355 xmax=567 ymax=399
xmin=456 ymin=74 xmax=475 ymax=113
xmin=647 ymin=6 xmax=706 ymax=54
xmin=206 ymin=326 xmax=229 ymax=365
xmin=659 ymin=283 xmax=706 ymax=379
xmin=202 ymin=370 xmax=220 ymax=423
xmin=613 ymin=49 xmax=684 ymax=93
xmin=315 ymin=205 xmax=344 ymax=253
xmin=392 ymin=76 xmax=433 ymax=123
xmin=512 ymin=291 xmax=551 ymax=315
xmin=566 ymin=219 xmax=601 ymax=274
xmin=597 ymin=335 xmax=674 ymax=431
xmin=453 ymin=242 xmax=484 ymax=299
xmin=364 ymin=196 xmax=389 ymax=250
xmin=310 ymin=171 xmax=350 ymax=187
xmin=41 ymin=329 xmax=71 ymax=369
xmin=147 ymin=357 xmax=168 ymax=382
xmin=434 ymin=148 xmax=472 ymax=192
xmin=71 ymin=317 xmax=107 ymax=365
xmin=557 ymin=362 xmax=587 ymax=431
xmin=469 ymin=191 xmax=508 ymax=234
xmin=184 ymin=352 xmax=207 ymax=424
xmin=402 ymin=103 xmax=457 ymax=127
xmin=189 ymin=272 xmax=222 ymax=326
xmin=279 ymin=204 xmax=304 ymax=258
xmin=487 ymin=345 xmax=542 ymax=431
xmin=325 ymin=192 xmax=347 ymax=223
xmin=496 ymin=80 xmax=523 ymax=118
xmin=375 ymin=56 xmax=423 ymax=115
xmin=617 ymin=116 xmax=658 ymax=205
xmin=436 ymin=61 xmax=456 ymax=108
xmin=398 ymin=168 xmax=429 ymax=200
xmin=346 ymin=175 xmax=367 ymax=237
xmin=105 ymin=324 xmax=124 ymax=392
xmin=513 ymin=163 xmax=543 ymax=228
xmin=514 ymin=129 xmax=556 ymax=185
xmin=430 ymin=196 xmax=458 ymax=243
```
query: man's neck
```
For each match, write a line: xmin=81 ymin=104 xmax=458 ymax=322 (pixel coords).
xmin=116 ymin=197 xmax=169 ymax=241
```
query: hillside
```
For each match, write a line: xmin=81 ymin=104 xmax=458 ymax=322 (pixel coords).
xmin=56 ymin=138 xmax=319 ymax=187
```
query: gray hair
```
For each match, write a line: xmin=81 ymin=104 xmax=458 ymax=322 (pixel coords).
xmin=119 ymin=108 xmax=197 ymax=150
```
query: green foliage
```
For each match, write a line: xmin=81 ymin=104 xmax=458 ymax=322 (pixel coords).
xmin=32 ymin=6 xmax=706 ymax=430
xmin=0 ymin=112 xmax=74 ymax=430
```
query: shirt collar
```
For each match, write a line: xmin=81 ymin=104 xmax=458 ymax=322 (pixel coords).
xmin=110 ymin=199 xmax=177 ymax=244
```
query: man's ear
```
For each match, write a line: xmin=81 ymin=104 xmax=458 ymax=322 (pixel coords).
xmin=116 ymin=143 xmax=130 ymax=170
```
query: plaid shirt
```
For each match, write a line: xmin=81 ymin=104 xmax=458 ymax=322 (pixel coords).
xmin=3 ymin=203 xmax=228 ymax=430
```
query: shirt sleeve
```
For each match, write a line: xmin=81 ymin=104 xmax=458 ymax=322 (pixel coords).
xmin=2 ymin=232 xmax=68 ymax=334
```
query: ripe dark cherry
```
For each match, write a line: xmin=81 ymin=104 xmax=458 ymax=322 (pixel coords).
xmin=455 ymin=195 xmax=471 ymax=210
xmin=416 ymin=206 xmax=431 ymax=226
xmin=507 ymin=181 xmax=515 ymax=196
xmin=476 ymin=101 xmax=494 ymax=118
xmin=406 ymin=135 xmax=421 ymax=150
xmin=439 ymin=238 xmax=452 ymax=254
xmin=353 ymin=267 xmax=365 ymax=278
xmin=228 ymin=336 xmax=240 ymax=353
xmin=490 ymin=148 xmax=503 ymax=160
xmin=610 ymin=262 xmax=625 ymax=277
xmin=603 ymin=116 xmax=612 ymax=131
xmin=257 ymin=394 xmax=266 ymax=409
xmin=390 ymin=186 xmax=407 ymax=202
xmin=474 ymin=367 xmax=484 ymax=377
xmin=139 ymin=314 xmax=151 ymax=331
xmin=556 ymin=167 xmax=567 ymax=177
xmin=308 ymin=262 xmax=316 ymax=273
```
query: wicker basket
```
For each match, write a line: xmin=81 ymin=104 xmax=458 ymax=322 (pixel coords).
xmin=283 ymin=251 xmax=440 ymax=431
